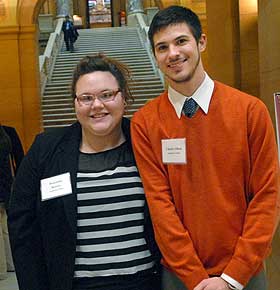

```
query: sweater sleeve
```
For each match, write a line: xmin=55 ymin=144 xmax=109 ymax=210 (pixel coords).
xmin=131 ymin=112 xmax=209 ymax=289
xmin=222 ymin=100 xmax=280 ymax=285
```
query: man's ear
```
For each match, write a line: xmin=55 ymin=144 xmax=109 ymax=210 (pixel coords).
xmin=198 ymin=34 xmax=207 ymax=52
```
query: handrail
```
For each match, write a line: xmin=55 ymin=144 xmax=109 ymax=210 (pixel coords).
xmin=135 ymin=13 xmax=164 ymax=86
xmin=39 ymin=18 xmax=64 ymax=95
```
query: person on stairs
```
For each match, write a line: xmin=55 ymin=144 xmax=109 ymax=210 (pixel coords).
xmin=131 ymin=5 xmax=280 ymax=290
xmin=0 ymin=124 xmax=24 ymax=280
xmin=8 ymin=54 xmax=161 ymax=290
xmin=62 ymin=15 xmax=79 ymax=52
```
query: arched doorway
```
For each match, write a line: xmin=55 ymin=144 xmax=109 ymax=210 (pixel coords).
xmin=15 ymin=0 xmax=46 ymax=148
xmin=86 ymin=0 xmax=113 ymax=28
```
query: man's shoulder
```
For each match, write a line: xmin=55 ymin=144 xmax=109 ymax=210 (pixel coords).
xmin=133 ymin=91 xmax=167 ymax=118
xmin=214 ymin=81 xmax=260 ymax=104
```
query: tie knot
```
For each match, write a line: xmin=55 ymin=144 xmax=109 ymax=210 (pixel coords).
xmin=182 ymin=98 xmax=198 ymax=118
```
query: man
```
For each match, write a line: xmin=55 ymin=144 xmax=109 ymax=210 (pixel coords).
xmin=131 ymin=5 xmax=279 ymax=290
xmin=62 ymin=15 xmax=78 ymax=52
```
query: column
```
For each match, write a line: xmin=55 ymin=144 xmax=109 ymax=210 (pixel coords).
xmin=127 ymin=0 xmax=144 ymax=15
xmin=126 ymin=0 xmax=145 ymax=26
xmin=205 ymin=0 xmax=241 ymax=88
xmin=56 ymin=0 xmax=73 ymax=18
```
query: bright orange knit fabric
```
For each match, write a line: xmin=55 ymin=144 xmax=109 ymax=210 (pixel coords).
xmin=131 ymin=81 xmax=280 ymax=289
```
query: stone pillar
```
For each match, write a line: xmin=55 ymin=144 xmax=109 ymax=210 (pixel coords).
xmin=206 ymin=0 xmax=241 ymax=88
xmin=56 ymin=0 xmax=73 ymax=18
xmin=127 ymin=0 xmax=144 ymax=15
xmin=258 ymin=0 xmax=280 ymax=128
xmin=239 ymin=0 xmax=259 ymax=97
xmin=126 ymin=0 xmax=145 ymax=26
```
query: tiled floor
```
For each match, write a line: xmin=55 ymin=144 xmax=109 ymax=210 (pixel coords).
xmin=0 ymin=272 xmax=18 ymax=290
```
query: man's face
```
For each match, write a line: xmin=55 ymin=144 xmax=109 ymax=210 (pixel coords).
xmin=153 ymin=23 xmax=206 ymax=86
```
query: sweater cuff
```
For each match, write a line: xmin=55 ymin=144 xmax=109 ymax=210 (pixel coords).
xmin=223 ymin=258 xmax=254 ymax=286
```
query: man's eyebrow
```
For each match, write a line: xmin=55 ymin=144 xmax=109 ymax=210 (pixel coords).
xmin=155 ymin=41 xmax=167 ymax=48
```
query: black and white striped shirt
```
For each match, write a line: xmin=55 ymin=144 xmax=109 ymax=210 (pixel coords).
xmin=74 ymin=141 xmax=155 ymax=279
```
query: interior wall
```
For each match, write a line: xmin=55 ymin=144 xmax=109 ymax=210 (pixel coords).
xmin=258 ymin=0 xmax=280 ymax=128
xmin=239 ymin=0 xmax=259 ymax=97
xmin=258 ymin=1 xmax=280 ymax=286
xmin=0 ymin=0 xmax=45 ymax=150
xmin=206 ymin=0 xmax=241 ymax=88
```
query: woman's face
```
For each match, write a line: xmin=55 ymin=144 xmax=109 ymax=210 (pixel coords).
xmin=74 ymin=71 xmax=125 ymax=139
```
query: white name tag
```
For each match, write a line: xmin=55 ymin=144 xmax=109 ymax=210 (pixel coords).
xmin=162 ymin=138 xmax=187 ymax=164
xmin=40 ymin=172 xmax=72 ymax=201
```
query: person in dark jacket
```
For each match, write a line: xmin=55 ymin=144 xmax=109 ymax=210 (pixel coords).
xmin=0 ymin=125 xmax=24 ymax=279
xmin=8 ymin=54 xmax=160 ymax=290
xmin=62 ymin=15 xmax=79 ymax=52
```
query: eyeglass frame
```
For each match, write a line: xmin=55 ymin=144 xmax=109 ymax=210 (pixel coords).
xmin=75 ymin=89 xmax=121 ymax=106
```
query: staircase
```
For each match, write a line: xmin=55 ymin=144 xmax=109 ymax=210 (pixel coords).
xmin=42 ymin=27 xmax=164 ymax=130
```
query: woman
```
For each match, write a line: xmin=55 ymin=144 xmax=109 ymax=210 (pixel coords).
xmin=8 ymin=54 xmax=160 ymax=290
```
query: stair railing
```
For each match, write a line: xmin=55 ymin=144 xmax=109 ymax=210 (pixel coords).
xmin=135 ymin=13 xmax=165 ymax=86
xmin=39 ymin=18 xmax=64 ymax=95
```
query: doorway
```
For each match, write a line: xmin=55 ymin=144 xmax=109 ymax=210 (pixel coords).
xmin=86 ymin=0 xmax=113 ymax=28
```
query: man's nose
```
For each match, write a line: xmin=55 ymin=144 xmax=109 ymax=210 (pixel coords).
xmin=168 ymin=45 xmax=180 ymax=58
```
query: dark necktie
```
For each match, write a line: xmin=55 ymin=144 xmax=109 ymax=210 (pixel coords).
xmin=182 ymin=98 xmax=199 ymax=118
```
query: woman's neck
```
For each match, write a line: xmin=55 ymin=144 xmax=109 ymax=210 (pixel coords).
xmin=80 ymin=127 xmax=126 ymax=153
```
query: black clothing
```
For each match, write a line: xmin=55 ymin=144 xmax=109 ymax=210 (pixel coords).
xmin=62 ymin=19 xmax=79 ymax=52
xmin=0 ymin=125 xmax=24 ymax=204
xmin=8 ymin=119 xmax=160 ymax=290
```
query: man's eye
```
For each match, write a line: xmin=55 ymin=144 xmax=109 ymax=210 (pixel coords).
xmin=177 ymin=38 xmax=187 ymax=45
xmin=157 ymin=45 xmax=167 ymax=52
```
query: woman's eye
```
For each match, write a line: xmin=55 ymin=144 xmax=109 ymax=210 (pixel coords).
xmin=101 ymin=92 xmax=113 ymax=99
xmin=82 ymin=95 xmax=93 ymax=101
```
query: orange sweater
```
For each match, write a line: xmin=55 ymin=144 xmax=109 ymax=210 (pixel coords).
xmin=131 ymin=81 xmax=280 ymax=289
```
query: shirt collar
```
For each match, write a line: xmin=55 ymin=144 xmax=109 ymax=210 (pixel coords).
xmin=168 ymin=73 xmax=214 ymax=118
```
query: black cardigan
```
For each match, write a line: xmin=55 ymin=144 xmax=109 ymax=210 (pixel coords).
xmin=8 ymin=119 xmax=160 ymax=290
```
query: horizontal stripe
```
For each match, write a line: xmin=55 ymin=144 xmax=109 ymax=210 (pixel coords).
xmin=74 ymin=261 xmax=155 ymax=277
xmin=77 ymin=176 xmax=142 ymax=189
xmin=75 ymin=250 xmax=151 ymax=265
xmin=77 ymin=219 xmax=144 ymax=232
xmin=77 ymin=200 xmax=144 ymax=214
xmin=77 ymin=207 xmax=143 ymax=220
xmin=77 ymin=166 xmax=139 ymax=178
xmin=76 ymin=233 xmax=144 ymax=245
xmin=75 ymin=238 xmax=147 ymax=252
xmin=77 ymin=213 xmax=144 ymax=226
xmin=76 ymin=245 xmax=149 ymax=258
xmin=77 ymin=194 xmax=144 ymax=207
xmin=77 ymin=225 xmax=144 ymax=239
xmin=77 ymin=187 xmax=144 ymax=200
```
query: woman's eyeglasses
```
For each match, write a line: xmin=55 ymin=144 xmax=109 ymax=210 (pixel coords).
xmin=76 ymin=89 xmax=121 ymax=106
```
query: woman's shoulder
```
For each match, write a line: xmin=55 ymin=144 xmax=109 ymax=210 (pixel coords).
xmin=31 ymin=122 xmax=81 ymax=152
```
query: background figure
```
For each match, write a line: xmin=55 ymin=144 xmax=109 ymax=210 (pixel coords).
xmin=131 ymin=5 xmax=279 ymax=290
xmin=8 ymin=54 xmax=160 ymax=290
xmin=62 ymin=15 xmax=79 ymax=52
xmin=0 ymin=125 xmax=24 ymax=280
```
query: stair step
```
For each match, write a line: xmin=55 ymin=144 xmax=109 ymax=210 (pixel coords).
xmin=42 ymin=26 xmax=164 ymax=129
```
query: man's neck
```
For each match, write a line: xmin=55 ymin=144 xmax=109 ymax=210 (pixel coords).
xmin=168 ymin=71 xmax=206 ymax=97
